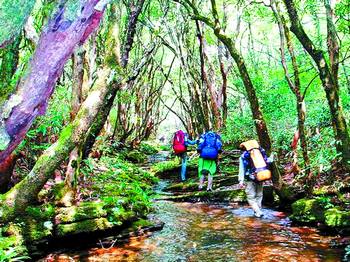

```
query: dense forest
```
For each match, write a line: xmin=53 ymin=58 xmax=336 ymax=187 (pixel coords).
xmin=0 ymin=0 xmax=349 ymax=260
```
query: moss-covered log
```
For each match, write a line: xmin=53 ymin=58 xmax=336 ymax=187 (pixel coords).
xmin=56 ymin=217 xmax=114 ymax=237
xmin=55 ymin=202 xmax=107 ymax=224
xmin=0 ymin=68 xmax=113 ymax=223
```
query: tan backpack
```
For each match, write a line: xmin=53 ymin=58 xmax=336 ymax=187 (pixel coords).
xmin=240 ymin=140 xmax=271 ymax=182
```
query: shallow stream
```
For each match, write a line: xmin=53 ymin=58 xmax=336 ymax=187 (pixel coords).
xmin=42 ymin=199 xmax=343 ymax=261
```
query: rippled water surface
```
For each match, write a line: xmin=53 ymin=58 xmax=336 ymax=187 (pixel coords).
xmin=43 ymin=201 xmax=343 ymax=262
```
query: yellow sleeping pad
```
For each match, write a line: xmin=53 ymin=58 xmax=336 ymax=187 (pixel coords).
xmin=240 ymin=140 xmax=271 ymax=182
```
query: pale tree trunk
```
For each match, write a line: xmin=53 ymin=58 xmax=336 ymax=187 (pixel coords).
xmin=83 ymin=0 xmax=146 ymax=155
xmin=0 ymin=68 xmax=113 ymax=223
xmin=0 ymin=0 xmax=108 ymax=166
xmin=61 ymin=47 xmax=86 ymax=206
xmin=196 ymin=21 xmax=222 ymax=130
xmin=283 ymin=0 xmax=350 ymax=169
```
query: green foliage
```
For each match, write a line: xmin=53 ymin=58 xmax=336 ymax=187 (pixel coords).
xmin=0 ymin=0 xmax=36 ymax=46
xmin=151 ymin=160 xmax=180 ymax=175
xmin=0 ymin=227 xmax=29 ymax=262
xmin=335 ymin=0 xmax=350 ymax=34
xmin=25 ymin=204 xmax=55 ymax=220
xmin=80 ymin=154 xmax=158 ymax=219
xmin=139 ymin=141 xmax=159 ymax=155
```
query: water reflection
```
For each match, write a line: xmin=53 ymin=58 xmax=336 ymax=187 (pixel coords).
xmin=42 ymin=202 xmax=342 ymax=262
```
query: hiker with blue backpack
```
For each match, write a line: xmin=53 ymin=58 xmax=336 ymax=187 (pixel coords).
xmin=172 ymin=130 xmax=197 ymax=181
xmin=197 ymin=131 xmax=222 ymax=191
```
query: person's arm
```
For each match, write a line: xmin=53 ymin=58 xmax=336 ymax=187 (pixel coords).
xmin=186 ymin=138 xmax=197 ymax=146
xmin=197 ymin=136 xmax=204 ymax=152
xmin=216 ymin=136 xmax=223 ymax=153
xmin=260 ymin=147 xmax=273 ymax=163
xmin=238 ymin=154 xmax=246 ymax=187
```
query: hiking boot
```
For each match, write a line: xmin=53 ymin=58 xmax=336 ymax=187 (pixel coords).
xmin=254 ymin=211 xmax=263 ymax=218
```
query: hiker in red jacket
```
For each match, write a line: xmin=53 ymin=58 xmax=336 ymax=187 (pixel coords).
xmin=173 ymin=130 xmax=197 ymax=181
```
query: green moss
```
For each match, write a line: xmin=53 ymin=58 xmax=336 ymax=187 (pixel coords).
xmin=291 ymin=198 xmax=326 ymax=223
xmin=0 ymin=0 xmax=35 ymax=46
xmin=25 ymin=204 xmax=55 ymax=220
xmin=165 ymin=181 xmax=199 ymax=192
xmin=139 ymin=141 xmax=159 ymax=155
xmin=21 ymin=218 xmax=53 ymax=241
xmin=125 ymin=150 xmax=147 ymax=163
xmin=0 ymin=223 xmax=29 ymax=260
xmin=129 ymin=218 xmax=153 ymax=230
xmin=55 ymin=201 xmax=107 ymax=224
xmin=56 ymin=217 xmax=114 ymax=237
xmin=151 ymin=160 xmax=180 ymax=175
xmin=324 ymin=208 xmax=350 ymax=227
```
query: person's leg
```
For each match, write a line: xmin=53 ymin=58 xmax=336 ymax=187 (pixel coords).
xmin=180 ymin=153 xmax=187 ymax=181
xmin=256 ymin=182 xmax=263 ymax=209
xmin=245 ymin=181 xmax=262 ymax=217
xmin=207 ymin=174 xmax=213 ymax=191
xmin=199 ymin=175 xmax=205 ymax=189
xmin=207 ymin=160 xmax=216 ymax=191
xmin=198 ymin=158 xmax=204 ymax=189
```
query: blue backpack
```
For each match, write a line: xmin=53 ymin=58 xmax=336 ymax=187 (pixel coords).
xmin=199 ymin=131 xmax=222 ymax=159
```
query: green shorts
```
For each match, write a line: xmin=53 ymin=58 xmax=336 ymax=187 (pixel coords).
xmin=198 ymin=158 xmax=217 ymax=177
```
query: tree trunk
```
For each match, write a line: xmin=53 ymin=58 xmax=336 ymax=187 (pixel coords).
xmin=196 ymin=21 xmax=222 ymax=130
xmin=185 ymin=0 xmax=283 ymax=189
xmin=271 ymin=0 xmax=311 ymax=181
xmin=0 ymin=68 xmax=112 ymax=223
xmin=61 ymin=47 xmax=86 ymax=206
xmin=0 ymin=0 xmax=108 ymax=164
xmin=82 ymin=0 xmax=146 ymax=155
xmin=283 ymin=0 xmax=350 ymax=169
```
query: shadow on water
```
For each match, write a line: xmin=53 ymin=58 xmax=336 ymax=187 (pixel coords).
xmin=41 ymin=200 xmax=344 ymax=262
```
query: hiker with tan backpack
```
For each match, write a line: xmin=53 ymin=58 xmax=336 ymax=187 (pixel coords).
xmin=238 ymin=140 xmax=273 ymax=217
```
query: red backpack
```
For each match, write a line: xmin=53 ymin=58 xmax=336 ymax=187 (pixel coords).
xmin=173 ymin=130 xmax=186 ymax=155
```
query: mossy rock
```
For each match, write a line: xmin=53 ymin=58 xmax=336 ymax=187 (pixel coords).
xmin=0 ymin=224 xmax=28 ymax=260
xmin=21 ymin=218 xmax=53 ymax=242
xmin=55 ymin=201 xmax=107 ymax=224
xmin=290 ymin=198 xmax=326 ymax=223
xmin=108 ymin=206 xmax=136 ymax=223
xmin=325 ymin=208 xmax=350 ymax=227
xmin=125 ymin=150 xmax=147 ymax=163
xmin=139 ymin=142 xmax=159 ymax=155
xmin=56 ymin=217 xmax=114 ymax=237
xmin=164 ymin=181 xmax=198 ymax=192
xmin=278 ymin=183 xmax=305 ymax=203
xmin=25 ymin=204 xmax=55 ymax=221
xmin=1 ymin=223 xmax=26 ymax=249
xmin=164 ymin=176 xmax=239 ymax=193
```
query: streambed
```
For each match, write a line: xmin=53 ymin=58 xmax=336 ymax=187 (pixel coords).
xmin=41 ymin=200 xmax=343 ymax=261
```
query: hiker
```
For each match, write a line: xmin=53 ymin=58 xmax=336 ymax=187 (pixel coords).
xmin=172 ymin=130 xmax=197 ymax=181
xmin=238 ymin=140 xmax=273 ymax=218
xmin=197 ymin=131 xmax=222 ymax=191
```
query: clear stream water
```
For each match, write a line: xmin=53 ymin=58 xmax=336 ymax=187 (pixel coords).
xmin=42 ymin=199 xmax=344 ymax=261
